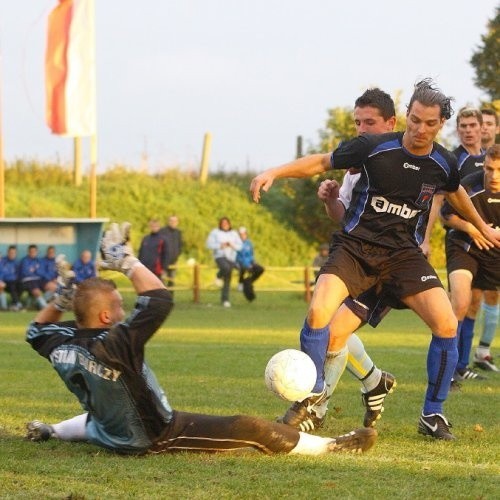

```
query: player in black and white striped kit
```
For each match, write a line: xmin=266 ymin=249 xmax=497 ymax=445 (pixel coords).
xmin=250 ymin=79 xmax=500 ymax=440
xmin=25 ymin=223 xmax=376 ymax=456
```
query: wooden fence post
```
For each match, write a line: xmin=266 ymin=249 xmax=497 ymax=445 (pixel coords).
xmin=193 ymin=264 xmax=200 ymax=303
xmin=304 ymin=266 xmax=312 ymax=302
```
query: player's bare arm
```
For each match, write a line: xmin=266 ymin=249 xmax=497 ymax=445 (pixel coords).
xmin=445 ymin=186 xmax=500 ymax=249
xmin=250 ymin=153 xmax=330 ymax=203
xmin=317 ymin=179 xmax=345 ymax=222
xmin=420 ymin=194 xmax=443 ymax=258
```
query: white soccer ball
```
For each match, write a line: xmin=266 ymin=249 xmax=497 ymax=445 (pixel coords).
xmin=264 ymin=349 xmax=317 ymax=402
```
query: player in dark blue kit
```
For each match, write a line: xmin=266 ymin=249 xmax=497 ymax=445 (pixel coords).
xmin=25 ymin=223 xmax=376 ymax=456
xmin=441 ymin=145 xmax=500 ymax=379
xmin=250 ymin=79 xmax=500 ymax=440
xmin=453 ymin=107 xmax=485 ymax=179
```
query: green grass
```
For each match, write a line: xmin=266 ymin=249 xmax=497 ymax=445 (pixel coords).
xmin=0 ymin=290 xmax=499 ymax=499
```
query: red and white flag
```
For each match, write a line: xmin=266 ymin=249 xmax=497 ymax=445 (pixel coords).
xmin=45 ymin=0 xmax=96 ymax=136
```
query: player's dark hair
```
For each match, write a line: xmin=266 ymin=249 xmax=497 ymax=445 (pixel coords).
xmin=456 ymin=106 xmax=483 ymax=126
xmin=355 ymin=88 xmax=396 ymax=121
xmin=486 ymin=144 xmax=500 ymax=161
xmin=408 ymin=78 xmax=454 ymax=120
xmin=73 ymin=277 xmax=117 ymax=325
xmin=481 ymin=108 xmax=499 ymax=126
xmin=8 ymin=245 xmax=16 ymax=251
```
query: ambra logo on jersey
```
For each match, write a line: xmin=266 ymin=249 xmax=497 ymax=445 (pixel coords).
xmin=371 ymin=196 xmax=421 ymax=219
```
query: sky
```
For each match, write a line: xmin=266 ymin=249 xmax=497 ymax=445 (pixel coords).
xmin=0 ymin=0 xmax=498 ymax=174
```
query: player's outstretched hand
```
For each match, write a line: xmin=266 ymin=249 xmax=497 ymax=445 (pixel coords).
xmin=100 ymin=222 xmax=140 ymax=276
xmin=250 ymin=172 xmax=276 ymax=203
xmin=53 ymin=254 xmax=76 ymax=312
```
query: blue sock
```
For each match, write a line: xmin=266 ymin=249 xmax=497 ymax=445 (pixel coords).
xmin=480 ymin=303 xmax=499 ymax=346
xmin=456 ymin=317 xmax=475 ymax=371
xmin=423 ymin=335 xmax=458 ymax=415
xmin=299 ymin=320 xmax=330 ymax=393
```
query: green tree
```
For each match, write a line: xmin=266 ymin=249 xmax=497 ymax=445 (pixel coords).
xmin=470 ymin=6 xmax=500 ymax=100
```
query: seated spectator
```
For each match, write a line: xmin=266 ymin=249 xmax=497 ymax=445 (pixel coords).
xmin=0 ymin=251 xmax=6 ymax=310
xmin=236 ymin=227 xmax=264 ymax=302
xmin=40 ymin=246 xmax=58 ymax=302
xmin=19 ymin=244 xmax=47 ymax=310
xmin=0 ymin=245 xmax=23 ymax=311
xmin=72 ymin=250 xmax=97 ymax=284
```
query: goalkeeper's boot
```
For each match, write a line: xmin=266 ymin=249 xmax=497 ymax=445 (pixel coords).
xmin=328 ymin=427 xmax=377 ymax=453
xmin=361 ymin=371 xmax=396 ymax=427
xmin=26 ymin=420 xmax=54 ymax=442
xmin=277 ymin=388 xmax=329 ymax=432
xmin=418 ymin=413 xmax=455 ymax=440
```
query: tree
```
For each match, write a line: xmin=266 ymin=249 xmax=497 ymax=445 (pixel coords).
xmin=470 ymin=6 xmax=500 ymax=100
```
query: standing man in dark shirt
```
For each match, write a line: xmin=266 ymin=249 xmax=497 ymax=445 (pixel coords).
xmin=159 ymin=215 xmax=183 ymax=288
xmin=250 ymin=79 xmax=500 ymax=440
xmin=25 ymin=223 xmax=376 ymax=456
xmin=138 ymin=219 xmax=168 ymax=280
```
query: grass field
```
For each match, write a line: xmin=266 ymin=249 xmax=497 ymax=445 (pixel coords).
xmin=0 ymin=289 xmax=499 ymax=499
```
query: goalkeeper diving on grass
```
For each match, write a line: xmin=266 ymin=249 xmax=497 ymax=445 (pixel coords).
xmin=25 ymin=222 xmax=376 ymax=456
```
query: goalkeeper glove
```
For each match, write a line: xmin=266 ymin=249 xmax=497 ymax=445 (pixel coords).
xmin=53 ymin=254 xmax=77 ymax=312
xmin=99 ymin=222 xmax=141 ymax=277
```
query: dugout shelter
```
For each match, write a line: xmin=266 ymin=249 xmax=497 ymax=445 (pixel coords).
xmin=0 ymin=218 xmax=108 ymax=263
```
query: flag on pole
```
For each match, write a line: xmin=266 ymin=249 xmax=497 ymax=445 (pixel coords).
xmin=45 ymin=0 xmax=96 ymax=136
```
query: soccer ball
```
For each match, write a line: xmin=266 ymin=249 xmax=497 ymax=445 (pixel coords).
xmin=264 ymin=349 xmax=317 ymax=402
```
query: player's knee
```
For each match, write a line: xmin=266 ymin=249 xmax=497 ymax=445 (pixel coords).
xmin=434 ymin=315 xmax=458 ymax=338
xmin=307 ymin=306 xmax=333 ymax=328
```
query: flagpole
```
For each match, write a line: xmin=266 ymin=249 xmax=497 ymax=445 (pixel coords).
xmin=0 ymin=46 xmax=5 ymax=218
xmin=89 ymin=133 xmax=97 ymax=218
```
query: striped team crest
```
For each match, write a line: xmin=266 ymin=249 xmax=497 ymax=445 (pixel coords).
xmin=415 ymin=184 xmax=435 ymax=209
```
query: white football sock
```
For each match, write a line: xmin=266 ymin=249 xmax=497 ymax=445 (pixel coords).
xmin=289 ymin=432 xmax=332 ymax=455
xmin=52 ymin=413 xmax=88 ymax=441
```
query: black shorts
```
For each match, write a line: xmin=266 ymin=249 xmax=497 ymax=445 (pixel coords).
xmin=446 ymin=238 xmax=500 ymax=291
xmin=319 ymin=233 xmax=444 ymax=305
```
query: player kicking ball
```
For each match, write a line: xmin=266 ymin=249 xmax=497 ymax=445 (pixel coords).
xmin=25 ymin=223 xmax=376 ymax=456
xmin=250 ymin=79 xmax=500 ymax=440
